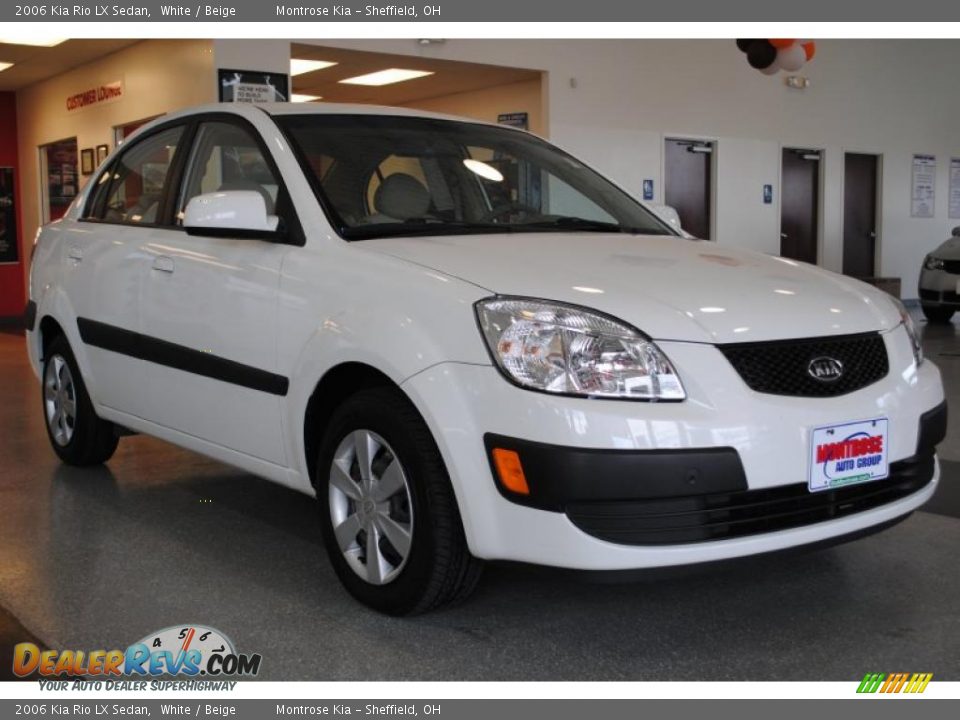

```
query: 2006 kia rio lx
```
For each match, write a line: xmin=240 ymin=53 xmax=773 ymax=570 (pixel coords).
xmin=26 ymin=103 xmax=946 ymax=614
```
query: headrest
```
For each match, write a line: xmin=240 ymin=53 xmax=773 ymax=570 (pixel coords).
xmin=374 ymin=173 xmax=430 ymax=221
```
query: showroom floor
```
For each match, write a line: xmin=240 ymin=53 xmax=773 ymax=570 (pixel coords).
xmin=1 ymin=314 xmax=959 ymax=682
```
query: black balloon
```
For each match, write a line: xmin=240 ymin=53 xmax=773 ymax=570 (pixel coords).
xmin=746 ymin=40 xmax=777 ymax=69
xmin=735 ymin=39 xmax=754 ymax=53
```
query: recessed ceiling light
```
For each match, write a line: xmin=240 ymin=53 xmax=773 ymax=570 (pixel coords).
xmin=0 ymin=37 xmax=67 ymax=47
xmin=0 ymin=62 xmax=12 ymax=73
xmin=339 ymin=68 xmax=434 ymax=86
xmin=290 ymin=59 xmax=337 ymax=76
xmin=291 ymin=94 xmax=322 ymax=103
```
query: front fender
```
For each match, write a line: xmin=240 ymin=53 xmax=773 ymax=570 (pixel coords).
xmin=279 ymin=244 xmax=493 ymax=480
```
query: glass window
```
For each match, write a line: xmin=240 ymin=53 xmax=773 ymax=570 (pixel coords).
xmin=93 ymin=126 xmax=184 ymax=225
xmin=278 ymin=114 xmax=674 ymax=240
xmin=178 ymin=121 xmax=279 ymax=223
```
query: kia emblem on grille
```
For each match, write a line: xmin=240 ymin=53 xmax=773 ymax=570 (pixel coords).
xmin=807 ymin=356 xmax=844 ymax=382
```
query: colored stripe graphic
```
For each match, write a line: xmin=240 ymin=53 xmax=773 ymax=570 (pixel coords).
xmin=857 ymin=672 xmax=931 ymax=693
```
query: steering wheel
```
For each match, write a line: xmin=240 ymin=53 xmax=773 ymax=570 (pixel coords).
xmin=476 ymin=201 xmax=541 ymax=223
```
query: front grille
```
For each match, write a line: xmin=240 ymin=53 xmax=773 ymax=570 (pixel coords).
xmin=718 ymin=332 xmax=888 ymax=398
xmin=566 ymin=454 xmax=933 ymax=546
xmin=941 ymin=259 xmax=960 ymax=274
xmin=920 ymin=289 xmax=960 ymax=304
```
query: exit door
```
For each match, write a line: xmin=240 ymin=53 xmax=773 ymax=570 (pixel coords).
xmin=780 ymin=149 xmax=821 ymax=264
xmin=842 ymin=153 xmax=879 ymax=278
xmin=665 ymin=138 xmax=713 ymax=240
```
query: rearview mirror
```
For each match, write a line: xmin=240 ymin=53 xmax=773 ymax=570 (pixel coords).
xmin=183 ymin=191 xmax=282 ymax=240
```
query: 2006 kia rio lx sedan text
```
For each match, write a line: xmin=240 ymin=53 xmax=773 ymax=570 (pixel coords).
xmin=26 ymin=103 xmax=946 ymax=614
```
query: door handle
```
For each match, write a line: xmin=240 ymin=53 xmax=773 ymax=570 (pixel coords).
xmin=780 ymin=233 xmax=788 ymax=239
xmin=152 ymin=256 xmax=175 ymax=274
xmin=67 ymin=246 xmax=83 ymax=263
xmin=869 ymin=231 xmax=877 ymax=239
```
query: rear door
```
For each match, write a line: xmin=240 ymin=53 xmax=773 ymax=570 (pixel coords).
xmin=136 ymin=116 xmax=296 ymax=466
xmin=68 ymin=123 xmax=187 ymax=417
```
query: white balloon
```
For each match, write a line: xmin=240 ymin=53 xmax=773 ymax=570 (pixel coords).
xmin=778 ymin=44 xmax=807 ymax=72
xmin=760 ymin=56 xmax=782 ymax=75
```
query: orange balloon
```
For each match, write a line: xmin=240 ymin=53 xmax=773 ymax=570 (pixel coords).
xmin=769 ymin=39 xmax=795 ymax=49
xmin=802 ymin=41 xmax=816 ymax=61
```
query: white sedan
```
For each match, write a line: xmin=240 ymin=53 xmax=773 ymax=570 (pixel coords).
xmin=26 ymin=103 xmax=946 ymax=614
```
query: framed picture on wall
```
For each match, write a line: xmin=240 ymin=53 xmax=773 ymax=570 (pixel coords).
xmin=80 ymin=148 xmax=95 ymax=176
xmin=0 ymin=167 xmax=18 ymax=265
xmin=96 ymin=144 xmax=109 ymax=165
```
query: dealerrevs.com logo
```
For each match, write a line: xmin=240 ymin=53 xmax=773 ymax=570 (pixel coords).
xmin=13 ymin=625 xmax=262 ymax=681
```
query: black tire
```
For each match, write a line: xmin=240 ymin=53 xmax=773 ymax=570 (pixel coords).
xmin=316 ymin=387 xmax=482 ymax=615
xmin=921 ymin=305 xmax=954 ymax=323
xmin=41 ymin=334 xmax=119 ymax=466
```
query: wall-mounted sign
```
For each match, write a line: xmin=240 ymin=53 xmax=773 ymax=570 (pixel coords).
xmin=218 ymin=69 xmax=289 ymax=103
xmin=763 ymin=184 xmax=773 ymax=204
xmin=0 ymin=167 xmax=18 ymax=265
xmin=642 ymin=179 xmax=654 ymax=201
xmin=949 ymin=158 xmax=960 ymax=220
xmin=66 ymin=80 xmax=124 ymax=112
xmin=911 ymin=153 xmax=936 ymax=218
xmin=497 ymin=112 xmax=529 ymax=130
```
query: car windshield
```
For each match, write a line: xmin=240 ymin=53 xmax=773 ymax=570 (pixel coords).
xmin=277 ymin=114 xmax=676 ymax=240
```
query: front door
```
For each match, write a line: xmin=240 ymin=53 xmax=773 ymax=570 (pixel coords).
xmin=665 ymin=138 xmax=713 ymax=240
xmin=842 ymin=153 xmax=879 ymax=278
xmin=780 ymin=148 xmax=820 ymax=264
xmin=137 ymin=118 xmax=290 ymax=467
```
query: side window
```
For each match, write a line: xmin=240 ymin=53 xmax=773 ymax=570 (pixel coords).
xmin=89 ymin=126 xmax=184 ymax=225
xmin=177 ymin=121 xmax=279 ymax=223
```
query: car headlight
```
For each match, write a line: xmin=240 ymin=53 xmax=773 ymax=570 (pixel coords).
xmin=475 ymin=297 xmax=686 ymax=400
xmin=924 ymin=255 xmax=945 ymax=271
xmin=890 ymin=297 xmax=923 ymax=366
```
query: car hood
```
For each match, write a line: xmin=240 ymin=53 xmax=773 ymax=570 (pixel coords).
xmin=362 ymin=233 xmax=901 ymax=344
xmin=932 ymin=237 xmax=960 ymax=260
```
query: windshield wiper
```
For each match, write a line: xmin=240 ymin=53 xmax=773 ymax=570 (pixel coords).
xmin=518 ymin=216 xmax=664 ymax=234
xmin=341 ymin=221 xmax=516 ymax=240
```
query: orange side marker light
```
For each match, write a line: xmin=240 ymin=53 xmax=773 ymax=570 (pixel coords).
xmin=492 ymin=448 xmax=530 ymax=495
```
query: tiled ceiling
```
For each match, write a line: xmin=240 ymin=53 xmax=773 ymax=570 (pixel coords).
xmin=290 ymin=43 xmax=542 ymax=105
xmin=0 ymin=40 xmax=139 ymax=91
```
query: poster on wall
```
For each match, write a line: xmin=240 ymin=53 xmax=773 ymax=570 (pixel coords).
xmin=0 ymin=167 xmax=17 ymax=265
xmin=218 ymin=69 xmax=289 ymax=103
xmin=911 ymin=153 xmax=936 ymax=218
xmin=949 ymin=158 xmax=960 ymax=219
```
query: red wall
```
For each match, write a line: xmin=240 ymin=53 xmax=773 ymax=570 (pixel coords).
xmin=0 ymin=91 xmax=24 ymax=318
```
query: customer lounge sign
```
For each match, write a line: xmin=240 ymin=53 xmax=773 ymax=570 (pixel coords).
xmin=66 ymin=80 xmax=124 ymax=112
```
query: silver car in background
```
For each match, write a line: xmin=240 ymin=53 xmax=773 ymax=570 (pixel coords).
xmin=919 ymin=227 xmax=960 ymax=323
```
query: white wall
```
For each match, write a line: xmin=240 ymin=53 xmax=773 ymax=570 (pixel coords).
xmin=294 ymin=38 xmax=960 ymax=299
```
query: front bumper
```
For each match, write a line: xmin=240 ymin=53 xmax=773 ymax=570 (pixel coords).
xmin=919 ymin=267 xmax=960 ymax=306
xmin=401 ymin=325 xmax=946 ymax=569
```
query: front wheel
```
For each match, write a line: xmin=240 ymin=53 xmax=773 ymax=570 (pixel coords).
xmin=316 ymin=388 xmax=482 ymax=615
xmin=42 ymin=335 xmax=119 ymax=466
xmin=922 ymin=304 xmax=954 ymax=323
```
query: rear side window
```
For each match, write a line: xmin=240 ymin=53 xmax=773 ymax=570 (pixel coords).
xmin=85 ymin=125 xmax=184 ymax=225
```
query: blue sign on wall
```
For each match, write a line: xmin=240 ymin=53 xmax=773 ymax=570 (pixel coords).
xmin=643 ymin=179 xmax=654 ymax=201
xmin=763 ymin=184 xmax=773 ymax=205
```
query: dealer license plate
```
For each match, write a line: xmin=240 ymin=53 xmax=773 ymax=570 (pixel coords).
xmin=809 ymin=418 xmax=889 ymax=492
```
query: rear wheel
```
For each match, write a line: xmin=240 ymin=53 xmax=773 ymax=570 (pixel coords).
xmin=922 ymin=305 xmax=954 ymax=323
xmin=316 ymin=387 xmax=482 ymax=615
xmin=42 ymin=335 xmax=118 ymax=466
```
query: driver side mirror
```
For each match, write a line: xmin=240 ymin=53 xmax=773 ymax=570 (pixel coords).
xmin=183 ymin=191 xmax=283 ymax=240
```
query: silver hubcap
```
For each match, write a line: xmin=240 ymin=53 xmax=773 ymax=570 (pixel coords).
xmin=329 ymin=429 xmax=414 ymax=586
xmin=44 ymin=354 xmax=76 ymax=447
